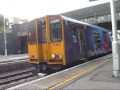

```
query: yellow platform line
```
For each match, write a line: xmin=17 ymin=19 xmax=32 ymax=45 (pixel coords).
xmin=48 ymin=59 xmax=111 ymax=90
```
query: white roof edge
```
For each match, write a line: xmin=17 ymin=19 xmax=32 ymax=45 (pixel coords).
xmin=60 ymin=15 xmax=110 ymax=31
xmin=61 ymin=0 xmax=110 ymax=15
xmin=83 ymin=0 xmax=110 ymax=9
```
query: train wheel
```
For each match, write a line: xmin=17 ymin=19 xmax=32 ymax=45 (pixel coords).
xmin=40 ymin=64 xmax=47 ymax=72
xmin=32 ymin=65 xmax=40 ymax=76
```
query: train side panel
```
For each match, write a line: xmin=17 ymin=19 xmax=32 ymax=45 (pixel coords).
xmin=28 ymin=19 xmax=40 ymax=64
xmin=84 ymin=26 xmax=111 ymax=58
xmin=63 ymin=20 xmax=87 ymax=64
xmin=92 ymin=27 xmax=105 ymax=55
xmin=106 ymin=31 xmax=112 ymax=51
xmin=84 ymin=26 xmax=95 ymax=57
xmin=63 ymin=20 xmax=75 ymax=64
xmin=96 ymin=28 xmax=111 ymax=54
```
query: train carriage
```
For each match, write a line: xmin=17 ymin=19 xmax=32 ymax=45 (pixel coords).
xmin=27 ymin=15 xmax=111 ymax=73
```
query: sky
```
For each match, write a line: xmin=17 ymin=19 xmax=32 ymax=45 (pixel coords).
xmin=0 ymin=0 xmax=89 ymax=20
xmin=0 ymin=0 xmax=109 ymax=20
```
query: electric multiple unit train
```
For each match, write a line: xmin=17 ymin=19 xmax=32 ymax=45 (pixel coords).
xmin=27 ymin=15 xmax=111 ymax=72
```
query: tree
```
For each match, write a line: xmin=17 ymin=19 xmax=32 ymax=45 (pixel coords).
xmin=0 ymin=15 xmax=4 ymax=34
xmin=0 ymin=14 xmax=4 ymax=27
xmin=0 ymin=14 xmax=9 ymax=34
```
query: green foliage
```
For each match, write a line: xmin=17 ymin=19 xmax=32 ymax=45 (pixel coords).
xmin=0 ymin=14 xmax=9 ymax=34
xmin=0 ymin=26 xmax=4 ymax=34
xmin=0 ymin=14 xmax=4 ymax=34
xmin=0 ymin=15 xmax=4 ymax=27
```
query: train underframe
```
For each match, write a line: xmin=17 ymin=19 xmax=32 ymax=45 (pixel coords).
xmin=31 ymin=51 xmax=112 ymax=75
xmin=32 ymin=62 xmax=64 ymax=75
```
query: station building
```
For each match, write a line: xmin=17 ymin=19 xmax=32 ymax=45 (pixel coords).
xmin=1 ymin=0 xmax=120 ymax=55
xmin=61 ymin=0 xmax=120 ymax=30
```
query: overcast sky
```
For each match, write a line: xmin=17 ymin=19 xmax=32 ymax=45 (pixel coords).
xmin=0 ymin=0 xmax=109 ymax=20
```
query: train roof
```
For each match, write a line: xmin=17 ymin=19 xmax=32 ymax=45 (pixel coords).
xmin=61 ymin=15 xmax=111 ymax=32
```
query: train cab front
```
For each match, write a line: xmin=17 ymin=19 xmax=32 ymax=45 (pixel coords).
xmin=47 ymin=16 xmax=66 ymax=68
xmin=27 ymin=19 xmax=40 ymax=64
xmin=28 ymin=44 xmax=40 ymax=64
xmin=27 ymin=16 xmax=66 ymax=72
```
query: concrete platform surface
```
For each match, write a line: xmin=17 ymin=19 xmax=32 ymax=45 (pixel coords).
xmin=7 ymin=54 xmax=118 ymax=90
xmin=61 ymin=61 xmax=120 ymax=90
xmin=0 ymin=54 xmax=28 ymax=63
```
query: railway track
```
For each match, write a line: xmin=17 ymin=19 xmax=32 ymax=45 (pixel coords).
xmin=0 ymin=58 xmax=28 ymax=65
xmin=0 ymin=54 xmax=111 ymax=89
xmin=0 ymin=57 xmax=47 ymax=90
xmin=0 ymin=67 xmax=36 ymax=89
xmin=0 ymin=67 xmax=34 ymax=84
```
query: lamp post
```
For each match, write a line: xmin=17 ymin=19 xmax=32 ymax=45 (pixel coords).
xmin=3 ymin=16 xmax=7 ymax=56
xmin=110 ymin=0 xmax=120 ymax=77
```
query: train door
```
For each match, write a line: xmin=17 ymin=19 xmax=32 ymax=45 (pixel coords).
xmin=37 ymin=18 xmax=48 ymax=62
xmin=103 ymin=32 xmax=109 ymax=52
xmin=48 ymin=16 xmax=65 ymax=65
xmin=103 ymin=32 xmax=108 ymax=44
xmin=28 ymin=19 xmax=40 ymax=64
xmin=76 ymin=25 xmax=86 ymax=59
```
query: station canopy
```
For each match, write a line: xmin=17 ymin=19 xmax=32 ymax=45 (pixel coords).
xmin=61 ymin=0 xmax=120 ymax=20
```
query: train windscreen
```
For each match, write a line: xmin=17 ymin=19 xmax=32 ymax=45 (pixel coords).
xmin=28 ymin=20 xmax=37 ymax=44
xmin=50 ymin=18 xmax=62 ymax=42
xmin=37 ymin=18 xmax=46 ymax=43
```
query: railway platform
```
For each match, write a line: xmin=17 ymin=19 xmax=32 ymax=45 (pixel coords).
xmin=0 ymin=54 xmax=28 ymax=63
xmin=7 ymin=54 xmax=120 ymax=90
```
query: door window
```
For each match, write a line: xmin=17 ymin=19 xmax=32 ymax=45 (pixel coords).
xmin=37 ymin=18 xmax=46 ymax=43
xmin=50 ymin=19 xmax=62 ymax=42
xmin=28 ymin=20 xmax=36 ymax=44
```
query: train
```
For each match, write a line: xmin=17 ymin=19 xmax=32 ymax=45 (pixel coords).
xmin=27 ymin=15 xmax=111 ymax=73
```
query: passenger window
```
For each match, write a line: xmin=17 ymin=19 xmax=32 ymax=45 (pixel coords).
xmin=72 ymin=31 xmax=77 ymax=43
xmin=93 ymin=31 xmax=101 ymax=44
xmin=50 ymin=19 xmax=62 ymax=42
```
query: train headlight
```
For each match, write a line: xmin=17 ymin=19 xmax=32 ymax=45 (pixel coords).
xmin=30 ymin=55 xmax=34 ymax=59
xmin=51 ymin=54 xmax=55 ymax=59
xmin=51 ymin=54 xmax=63 ymax=59
xmin=59 ymin=55 xmax=63 ymax=59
